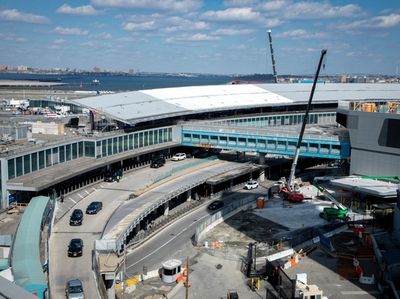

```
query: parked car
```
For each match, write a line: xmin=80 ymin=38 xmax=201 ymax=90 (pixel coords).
xmin=207 ymin=200 xmax=224 ymax=211
xmin=69 ymin=209 xmax=83 ymax=226
xmin=68 ymin=238 xmax=83 ymax=257
xmin=86 ymin=201 xmax=103 ymax=214
xmin=65 ymin=279 xmax=84 ymax=299
xmin=244 ymin=180 xmax=259 ymax=190
xmin=150 ymin=157 xmax=166 ymax=168
xmin=171 ymin=153 xmax=186 ymax=161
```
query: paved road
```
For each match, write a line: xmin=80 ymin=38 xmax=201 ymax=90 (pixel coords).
xmin=48 ymin=158 xmax=206 ymax=299
xmin=49 ymin=186 xmax=127 ymax=299
xmin=48 ymin=158 xmax=250 ymax=298
xmin=125 ymin=188 xmax=265 ymax=276
xmin=103 ymin=160 xmax=245 ymax=237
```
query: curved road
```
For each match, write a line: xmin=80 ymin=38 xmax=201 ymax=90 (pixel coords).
xmin=48 ymin=158 xmax=251 ymax=298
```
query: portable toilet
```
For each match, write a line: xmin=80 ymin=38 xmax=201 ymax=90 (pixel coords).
xmin=162 ymin=259 xmax=182 ymax=283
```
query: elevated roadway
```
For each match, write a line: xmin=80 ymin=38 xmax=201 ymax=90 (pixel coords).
xmin=48 ymin=158 xmax=256 ymax=298
xmin=101 ymin=159 xmax=258 ymax=253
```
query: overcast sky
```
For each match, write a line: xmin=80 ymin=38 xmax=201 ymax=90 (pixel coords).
xmin=0 ymin=0 xmax=399 ymax=75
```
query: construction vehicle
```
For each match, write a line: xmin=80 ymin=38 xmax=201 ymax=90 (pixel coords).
xmin=279 ymin=49 xmax=327 ymax=203
xmin=315 ymin=184 xmax=350 ymax=221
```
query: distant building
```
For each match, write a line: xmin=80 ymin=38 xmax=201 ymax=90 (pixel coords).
xmin=0 ymin=64 xmax=9 ymax=71
xmin=17 ymin=65 xmax=28 ymax=72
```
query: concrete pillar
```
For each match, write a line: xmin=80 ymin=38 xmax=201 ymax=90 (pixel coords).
xmin=186 ymin=190 xmax=192 ymax=202
xmin=230 ymin=179 xmax=233 ymax=188
xmin=104 ymin=274 xmax=115 ymax=299
xmin=259 ymin=169 xmax=265 ymax=182
xmin=210 ymin=185 xmax=214 ymax=195
xmin=134 ymin=225 xmax=140 ymax=234
xmin=258 ymin=153 xmax=265 ymax=165
xmin=236 ymin=151 xmax=240 ymax=161
xmin=164 ymin=202 xmax=169 ymax=216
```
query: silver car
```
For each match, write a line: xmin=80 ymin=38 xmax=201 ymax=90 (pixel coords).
xmin=65 ymin=279 xmax=84 ymax=299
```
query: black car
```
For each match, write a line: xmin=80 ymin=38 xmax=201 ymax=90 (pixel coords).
xmin=86 ymin=201 xmax=103 ymax=214
xmin=207 ymin=200 xmax=224 ymax=211
xmin=104 ymin=174 xmax=115 ymax=182
xmin=68 ymin=238 xmax=83 ymax=257
xmin=69 ymin=209 xmax=83 ymax=226
xmin=150 ymin=157 xmax=166 ymax=168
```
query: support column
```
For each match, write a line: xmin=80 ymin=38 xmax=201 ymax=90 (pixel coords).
xmin=104 ymin=273 xmax=116 ymax=299
xmin=164 ymin=202 xmax=169 ymax=216
xmin=186 ymin=190 xmax=192 ymax=202
xmin=259 ymin=169 xmax=265 ymax=182
xmin=134 ymin=225 xmax=140 ymax=234
xmin=258 ymin=153 xmax=265 ymax=165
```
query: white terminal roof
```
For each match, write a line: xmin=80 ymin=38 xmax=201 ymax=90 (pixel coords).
xmin=331 ymin=177 xmax=399 ymax=198
xmin=73 ymin=83 xmax=400 ymax=125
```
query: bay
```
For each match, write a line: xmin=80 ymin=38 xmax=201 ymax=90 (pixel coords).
xmin=0 ymin=73 xmax=233 ymax=92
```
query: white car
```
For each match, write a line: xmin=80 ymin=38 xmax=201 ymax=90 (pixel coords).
xmin=244 ymin=180 xmax=259 ymax=190
xmin=171 ymin=153 xmax=186 ymax=161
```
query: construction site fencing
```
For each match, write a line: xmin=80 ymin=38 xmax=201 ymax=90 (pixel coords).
xmin=286 ymin=221 xmax=347 ymax=249
xmin=194 ymin=196 xmax=256 ymax=245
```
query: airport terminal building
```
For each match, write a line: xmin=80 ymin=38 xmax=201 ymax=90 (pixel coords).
xmin=1 ymin=83 xmax=400 ymax=209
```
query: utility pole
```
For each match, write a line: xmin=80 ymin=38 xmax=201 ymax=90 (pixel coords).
xmin=267 ymin=29 xmax=278 ymax=83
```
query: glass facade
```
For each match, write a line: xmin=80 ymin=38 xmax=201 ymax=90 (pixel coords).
xmin=211 ymin=112 xmax=336 ymax=128
xmin=6 ymin=127 xmax=173 ymax=180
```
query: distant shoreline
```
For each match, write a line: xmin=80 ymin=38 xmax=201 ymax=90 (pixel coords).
xmin=0 ymin=80 xmax=65 ymax=87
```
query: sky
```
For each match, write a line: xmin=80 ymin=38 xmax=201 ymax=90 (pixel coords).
xmin=0 ymin=0 xmax=399 ymax=75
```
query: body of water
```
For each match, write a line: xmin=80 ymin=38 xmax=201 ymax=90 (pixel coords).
xmin=0 ymin=73 xmax=234 ymax=92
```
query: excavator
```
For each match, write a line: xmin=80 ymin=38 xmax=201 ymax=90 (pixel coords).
xmin=315 ymin=184 xmax=350 ymax=221
xmin=279 ymin=49 xmax=327 ymax=203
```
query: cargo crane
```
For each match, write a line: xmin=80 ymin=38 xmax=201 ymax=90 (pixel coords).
xmin=267 ymin=29 xmax=278 ymax=83
xmin=280 ymin=49 xmax=327 ymax=202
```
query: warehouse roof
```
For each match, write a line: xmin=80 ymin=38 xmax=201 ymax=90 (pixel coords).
xmin=73 ymin=83 xmax=400 ymax=125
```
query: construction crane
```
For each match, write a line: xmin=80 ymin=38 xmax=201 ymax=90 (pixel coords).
xmin=267 ymin=29 xmax=278 ymax=83
xmin=280 ymin=49 xmax=327 ymax=202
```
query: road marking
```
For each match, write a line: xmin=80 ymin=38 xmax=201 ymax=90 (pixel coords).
xmin=78 ymin=193 xmax=84 ymax=199
xmin=70 ymin=198 xmax=77 ymax=204
xmin=127 ymin=212 xmax=209 ymax=269
xmin=99 ymin=184 xmax=104 ymax=188
xmin=85 ymin=190 xmax=90 ymax=194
